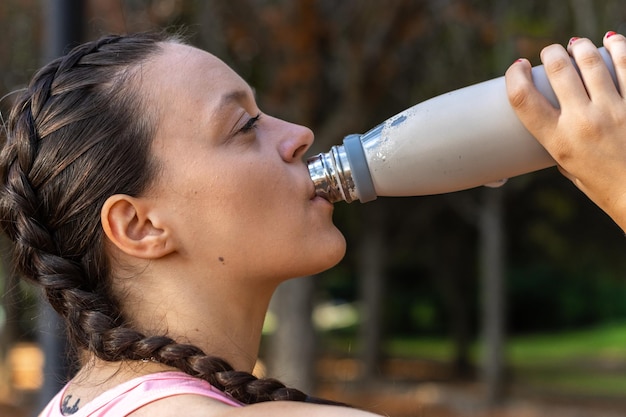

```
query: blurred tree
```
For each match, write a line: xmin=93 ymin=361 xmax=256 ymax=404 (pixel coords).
xmin=266 ymin=277 xmax=317 ymax=393
xmin=2 ymin=0 xmax=626 ymax=410
xmin=0 ymin=0 xmax=43 ymax=406
xmin=357 ymin=202 xmax=387 ymax=384
xmin=0 ymin=235 xmax=19 ymax=399
xmin=479 ymin=187 xmax=506 ymax=404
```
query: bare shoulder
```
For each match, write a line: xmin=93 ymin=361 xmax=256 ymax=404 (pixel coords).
xmin=129 ymin=395 xmax=382 ymax=417
xmin=221 ymin=401 xmax=382 ymax=417
xmin=128 ymin=394 xmax=232 ymax=416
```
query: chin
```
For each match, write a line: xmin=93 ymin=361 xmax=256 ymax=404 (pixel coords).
xmin=312 ymin=230 xmax=347 ymax=274
xmin=284 ymin=230 xmax=346 ymax=279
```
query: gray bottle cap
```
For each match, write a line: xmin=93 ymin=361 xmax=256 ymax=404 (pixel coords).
xmin=343 ymin=134 xmax=377 ymax=203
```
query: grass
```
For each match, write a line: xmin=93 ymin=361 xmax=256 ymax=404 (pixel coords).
xmin=330 ymin=321 xmax=626 ymax=397
xmin=383 ymin=321 xmax=626 ymax=364
xmin=504 ymin=322 xmax=626 ymax=396
xmin=507 ymin=322 xmax=626 ymax=364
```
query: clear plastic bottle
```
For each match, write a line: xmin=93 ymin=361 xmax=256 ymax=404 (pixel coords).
xmin=307 ymin=48 xmax=617 ymax=203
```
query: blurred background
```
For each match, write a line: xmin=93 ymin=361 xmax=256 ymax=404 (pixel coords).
xmin=2 ymin=1 xmax=626 ymax=416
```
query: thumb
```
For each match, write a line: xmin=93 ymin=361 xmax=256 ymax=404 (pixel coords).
xmin=505 ymin=58 xmax=560 ymax=148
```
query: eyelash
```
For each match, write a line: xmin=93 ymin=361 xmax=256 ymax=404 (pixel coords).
xmin=239 ymin=112 xmax=261 ymax=133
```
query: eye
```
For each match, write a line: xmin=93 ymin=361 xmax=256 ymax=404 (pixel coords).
xmin=238 ymin=112 xmax=261 ymax=134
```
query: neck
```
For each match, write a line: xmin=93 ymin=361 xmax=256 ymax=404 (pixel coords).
xmin=116 ymin=263 xmax=277 ymax=373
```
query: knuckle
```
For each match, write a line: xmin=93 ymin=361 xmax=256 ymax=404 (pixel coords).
xmin=544 ymin=56 xmax=571 ymax=76
xmin=577 ymin=50 xmax=604 ymax=69
xmin=568 ymin=111 xmax=602 ymax=138
xmin=613 ymin=53 xmax=626 ymax=71
xmin=550 ymin=140 xmax=571 ymax=162
xmin=507 ymin=85 xmax=530 ymax=109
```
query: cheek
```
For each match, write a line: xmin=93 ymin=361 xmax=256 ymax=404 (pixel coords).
xmin=170 ymin=151 xmax=302 ymax=247
xmin=218 ymin=161 xmax=295 ymax=223
xmin=190 ymin=173 xmax=288 ymax=242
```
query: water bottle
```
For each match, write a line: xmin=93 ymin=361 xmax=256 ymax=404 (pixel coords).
xmin=307 ymin=48 xmax=617 ymax=203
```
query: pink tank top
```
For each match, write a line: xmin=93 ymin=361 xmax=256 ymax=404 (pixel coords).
xmin=39 ymin=371 xmax=243 ymax=416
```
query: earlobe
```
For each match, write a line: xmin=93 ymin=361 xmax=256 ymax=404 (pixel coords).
xmin=101 ymin=194 xmax=174 ymax=259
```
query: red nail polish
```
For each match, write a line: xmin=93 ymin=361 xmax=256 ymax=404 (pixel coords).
xmin=569 ymin=37 xmax=580 ymax=45
xmin=606 ymin=31 xmax=617 ymax=38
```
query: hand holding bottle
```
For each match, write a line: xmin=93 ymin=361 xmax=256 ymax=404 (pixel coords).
xmin=506 ymin=32 xmax=626 ymax=232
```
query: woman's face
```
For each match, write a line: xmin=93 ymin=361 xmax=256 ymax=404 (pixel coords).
xmin=141 ymin=43 xmax=346 ymax=284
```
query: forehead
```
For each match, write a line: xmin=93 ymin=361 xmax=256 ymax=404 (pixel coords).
xmin=157 ymin=42 xmax=233 ymax=76
xmin=142 ymin=42 xmax=250 ymax=111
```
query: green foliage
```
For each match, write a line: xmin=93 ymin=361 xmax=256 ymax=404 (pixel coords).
xmin=508 ymin=264 xmax=626 ymax=332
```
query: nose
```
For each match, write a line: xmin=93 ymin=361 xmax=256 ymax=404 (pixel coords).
xmin=277 ymin=119 xmax=314 ymax=162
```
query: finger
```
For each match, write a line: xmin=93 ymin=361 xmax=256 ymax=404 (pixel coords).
xmin=540 ymin=42 xmax=592 ymax=108
xmin=568 ymin=37 xmax=620 ymax=104
xmin=603 ymin=31 xmax=626 ymax=96
xmin=505 ymin=58 xmax=560 ymax=144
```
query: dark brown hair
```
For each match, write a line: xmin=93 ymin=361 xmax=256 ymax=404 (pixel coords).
xmin=0 ymin=32 xmax=337 ymax=406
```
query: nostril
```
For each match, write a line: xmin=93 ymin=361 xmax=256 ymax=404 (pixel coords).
xmin=293 ymin=144 xmax=309 ymax=159
xmin=277 ymin=122 xmax=313 ymax=161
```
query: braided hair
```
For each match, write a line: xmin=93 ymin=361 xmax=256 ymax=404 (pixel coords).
xmin=0 ymin=33 xmax=339 ymax=405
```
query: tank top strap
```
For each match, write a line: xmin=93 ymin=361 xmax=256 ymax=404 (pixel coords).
xmin=39 ymin=371 xmax=242 ymax=416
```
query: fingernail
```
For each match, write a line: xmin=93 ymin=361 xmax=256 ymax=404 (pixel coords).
xmin=605 ymin=31 xmax=617 ymax=39
xmin=569 ymin=37 xmax=580 ymax=45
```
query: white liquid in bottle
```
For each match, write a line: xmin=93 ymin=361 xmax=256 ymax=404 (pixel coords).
xmin=307 ymin=48 xmax=617 ymax=203
xmin=367 ymin=75 xmax=551 ymax=196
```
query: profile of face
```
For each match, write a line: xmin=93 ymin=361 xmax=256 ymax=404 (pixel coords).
xmin=107 ymin=43 xmax=346 ymax=286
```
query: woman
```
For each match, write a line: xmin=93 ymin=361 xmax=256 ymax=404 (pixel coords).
xmin=1 ymin=30 xmax=625 ymax=416
xmin=0 ymin=32 xmax=373 ymax=416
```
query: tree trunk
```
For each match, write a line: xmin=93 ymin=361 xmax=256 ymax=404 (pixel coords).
xmin=267 ymin=277 xmax=316 ymax=394
xmin=479 ymin=187 xmax=506 ymax=404
xmin=569 ymin=0 xmax=597 ymax=38
xmin=358 ymin=203 xmax=386 ymax=384
xmin=0 ymin=235 xmax=19 ymax=399
xmin=434 ymin=234 xmax=473 ymax=379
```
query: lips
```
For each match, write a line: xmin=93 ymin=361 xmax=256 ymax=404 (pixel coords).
xmin=305 ymin=160 xmax=332 ymax=203
xmin=310 ymin=188 xmax=327 ymax=203
xmin=308 ymin=180 xmax=329 ymax=203
xmin=306 ymin=164 xmax=319 ymax=200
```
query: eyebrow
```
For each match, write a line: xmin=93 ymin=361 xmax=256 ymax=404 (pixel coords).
xmin=218 ymin=88 xmax=256 ymax=108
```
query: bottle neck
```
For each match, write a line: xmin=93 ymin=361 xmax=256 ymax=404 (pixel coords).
xmin=307 ymin=145 xmax=357 ymax=203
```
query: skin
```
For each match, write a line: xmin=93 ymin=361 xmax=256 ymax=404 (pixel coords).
xmin=505 ymin=32 xmax=626 ymax=232
xmin=59 ymin=43 xmax=381 ymax=416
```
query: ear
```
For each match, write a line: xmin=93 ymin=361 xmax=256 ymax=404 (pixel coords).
xmin=101 ymin=194 xmax=175 ymax=259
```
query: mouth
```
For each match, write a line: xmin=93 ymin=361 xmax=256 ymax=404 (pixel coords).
xmin=307 ymin=155 xmax=332 ymax=203
xmin=304 ymin=160 xmax=321 ymax=200
xmin=309 ymin=181 xmax=328 ymax=202
xmin=310 ymin=183 xmax=333 ymax=204
xmin=308 ymin=178 xmax=333 ymax=207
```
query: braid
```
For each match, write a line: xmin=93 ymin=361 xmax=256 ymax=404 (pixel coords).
xmin=0 ymin=32 xmax=344 ymax=407
xmin=99 ymin=332 xmax=318 ymax=403
xmin=0 ymin=34 xmax=149 ymax=354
